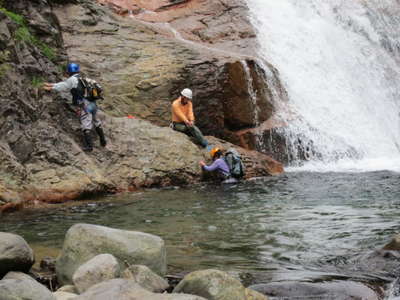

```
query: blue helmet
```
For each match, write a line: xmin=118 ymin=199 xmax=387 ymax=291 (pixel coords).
xmin=67 ymin=63 xmax=80 ymax=74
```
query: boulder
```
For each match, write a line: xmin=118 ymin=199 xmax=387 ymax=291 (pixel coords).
xmin=0 ymin=276 xmax=55 ymax=300
xmin=3 ymin=271 xmax=34 ymax=280
xmin=250 ymin=281 xmax=379 ymax=300
xmin=121 ymin=264 xmax=169 ymax=292
xmin=382 ymin=234 xmax=400 ymax=251
xmin=173 ymin=269 xmax=268 ymax=300
xmin=57 ymin=285 xmax=78 ymax=293
xmin=0 ymin=232 xmax=34 ymax=278
xmin=72 ymin=253 xmax=120 ymax=293
xmin=53 ymin=291 xmax=78 ymax=300
xmin=56 ymin=224 xmax=166 ymax=285
xmin=74 ymin=278 xmax=206 ymax=300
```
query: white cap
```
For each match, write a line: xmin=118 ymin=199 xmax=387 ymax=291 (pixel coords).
xmin=181 ymin=88 xmax=193 ymax=99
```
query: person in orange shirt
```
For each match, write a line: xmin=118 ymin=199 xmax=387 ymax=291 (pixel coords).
xmin=171 ymin=88 xmax=208 ymax=148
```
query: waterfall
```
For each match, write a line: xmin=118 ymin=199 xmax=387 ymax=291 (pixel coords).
xmin=246 ymin=0 xmax=400 ymax=172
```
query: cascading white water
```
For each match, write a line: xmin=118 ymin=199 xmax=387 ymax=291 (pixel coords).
xmin=246 ymin=0 xmax=400 ymax=172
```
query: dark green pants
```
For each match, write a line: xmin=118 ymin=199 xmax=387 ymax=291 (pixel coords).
xmin=173 ymin=122 xmax=208 ymax=147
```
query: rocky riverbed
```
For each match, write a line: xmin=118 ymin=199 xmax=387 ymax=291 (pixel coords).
xmin=1 ymin=223 xmax=400 ymax=299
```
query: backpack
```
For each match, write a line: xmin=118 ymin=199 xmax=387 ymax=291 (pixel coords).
xmin=224 ymin=148 xmax=245 ymax=179
xmin=77 ymin=76 xmax=104 ymax=102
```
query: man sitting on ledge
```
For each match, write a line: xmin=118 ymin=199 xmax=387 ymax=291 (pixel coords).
xmin=171 ymin=88 xmax=208 ymax=148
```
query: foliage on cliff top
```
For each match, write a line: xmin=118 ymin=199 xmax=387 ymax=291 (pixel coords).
xmin=0 ymin=7 xmax=56 ymax=61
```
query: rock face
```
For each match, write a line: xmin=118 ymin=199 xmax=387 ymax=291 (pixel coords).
xmin=56 ymin=223 xmax=167 ymax=285
xmin=55 ymin=0 xmax=288 ymax=152
xmin=75 ymin=278 xmax=207 ymax=300
xmin=173 ymin=269 xmax=268 ymax=300
xmin=0 ymin=232 xmax=35 ymax=278
xmin=0 ymin=0 xmax=284 ymax=209
xmin=0 ymin=273 xmax=55 ymax=300
xmin=382 ymin=234 xmax=400 ymax=251
xmin=72 ymin=253 xmax=121 ymax=293
xmin=121 ymin=264 xmax=169 ymax=293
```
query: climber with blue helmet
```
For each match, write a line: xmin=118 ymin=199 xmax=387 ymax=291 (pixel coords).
xmin=171 ymin=88 xmax=208 ymax=148
xmin=43 ymin=62 xmax=107 ymax=152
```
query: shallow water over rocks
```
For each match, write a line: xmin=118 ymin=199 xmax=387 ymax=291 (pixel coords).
xmin=1 ymin=171 xmax=400 ymax=290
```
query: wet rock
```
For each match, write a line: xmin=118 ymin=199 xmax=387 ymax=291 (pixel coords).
xmin=383 ymin=234 xmax=400 ymax=251
xmin=53 ymin=291 xmax=78 ymax=300
xmin=121 ymin=264 xmax=169 ymax=293
xmin=74 ymin=278 xmax=206 ymax=300
xmin=0 ymin=232 xmax=34 ymax=278
xmin=250 ymin=281 xmax=379 ymax=300
xmin=0 ymin=273 xmax=56 ymax=300
xmin=72 ymin=253 xmax=120 ymax=293
xmin=173 ymin=269 xmax=268 ymax=300
xmin=56 ymin=223 xmax=166 ymax=285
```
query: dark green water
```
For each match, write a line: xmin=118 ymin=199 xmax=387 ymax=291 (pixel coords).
xmin=1 ymin=171 xmax=400 ymax=284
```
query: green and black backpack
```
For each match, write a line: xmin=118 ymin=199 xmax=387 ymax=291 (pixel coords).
xmin=224 ymin=148 xmax=245 ymax=179
xmin=77 ymin=76 xmax=104 ymax=102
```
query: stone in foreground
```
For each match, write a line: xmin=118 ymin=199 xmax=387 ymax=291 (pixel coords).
xmin=173 ymin=269 xmax=268 ymax=300
xmin=0 ymin=274 xmax=55 ymax=300
xmin=54 ymin=291 xmax=78 ymax=300
xmin=56 ymin=224 xmax=166 ymax=285
xmin=72 ymin=253 xmax=121 ymax=293
xmin=0 ymin=232 xmax=34 ymax=278
xmin=75 ymin=278 xmax=207 ymax=300
xmin=122 ymin=264 xmax=169 ymax=292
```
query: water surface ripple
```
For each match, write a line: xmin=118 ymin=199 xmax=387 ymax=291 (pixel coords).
xmin=1 ymin=172 xmax=399 ymax=285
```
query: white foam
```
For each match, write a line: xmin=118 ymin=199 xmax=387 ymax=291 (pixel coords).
xmin=247 ymin=0 xmax=400 ymax=172
xmin=286 ymin=157 xmax=400 ymax=173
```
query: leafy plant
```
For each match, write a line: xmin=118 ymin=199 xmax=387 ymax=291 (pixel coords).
xmin=1 ymin=7 xmax=56 ymax=61
xmin=0 ymin=8 xmax=24 ymax=25
xmin=0 ymin=63 xmax=10 ymax=78
xmin=31 ymin=76 xmax=43 ymax=88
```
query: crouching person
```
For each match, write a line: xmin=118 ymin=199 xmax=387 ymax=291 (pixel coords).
xmin=171 ymin=88 xmax=208 ymax=148
xmin=200 ymin=147 xmax=238 ymax=184
xmin=43 ymin=63 xmax=107 ymax=152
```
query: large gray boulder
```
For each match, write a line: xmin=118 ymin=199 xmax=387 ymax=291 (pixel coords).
xmin=121 ymin=264 xmax=169 ymax=292
xmin=0 ymin=232 xmax=34 ymax=278
xmin=74 ymin=279 xmax=206 ymax=300
xmin=173 ymin=269 xmax=268 ymax=300
xmin=56 ymin=224 xmax=166 ymax=285
xmin=72 ymin=253 xmax=120 ymax=293
xmin=0 ymin=273 xmax=55 ymax=300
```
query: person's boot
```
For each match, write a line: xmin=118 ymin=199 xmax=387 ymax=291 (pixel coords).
xmin=82 ymin=130 xmax=93 ymax=152
xmin=95 ymin=126 xmax=107 ymax=147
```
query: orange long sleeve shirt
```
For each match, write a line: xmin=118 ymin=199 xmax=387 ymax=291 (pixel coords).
xmin=171 ymin=97 xmax=195 ymax=123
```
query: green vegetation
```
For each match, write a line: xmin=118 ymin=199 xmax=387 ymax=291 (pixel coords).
xmin=0 ymin=7 xmax=56 ymax=61
xmin=31 ymin=76 xmax=44 ymax=88
xmin=0 ymin=50 xmax=10 ymax=79
xmin=0 ymin=8 xmax=24 ymax=25
xmin=0 ymin=63 xmax=10 ymax=78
